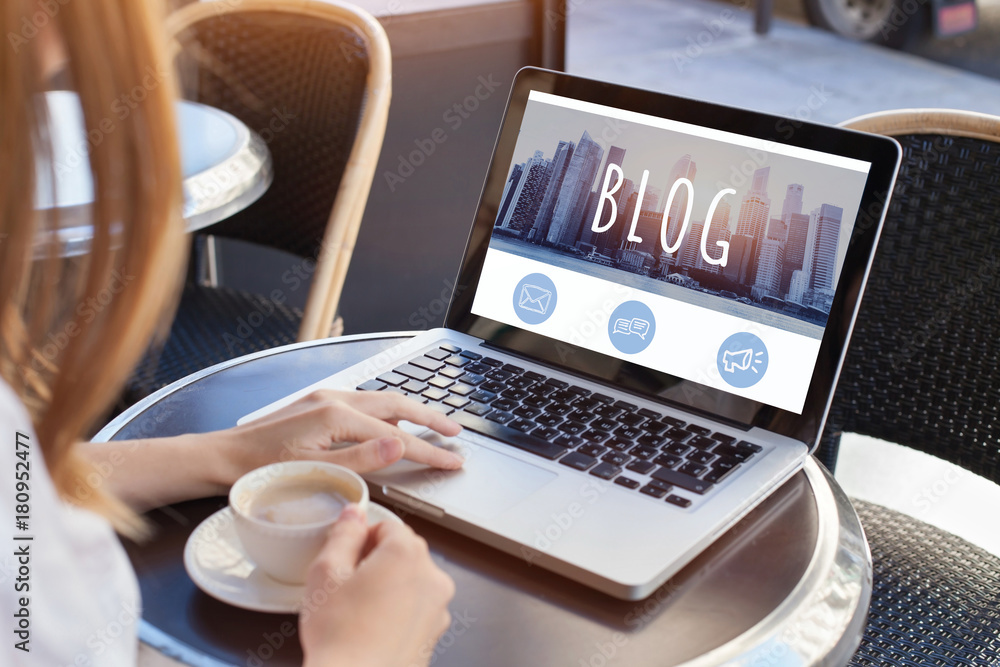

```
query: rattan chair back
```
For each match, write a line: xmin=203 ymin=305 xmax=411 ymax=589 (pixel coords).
xmin=818 ymin=109 xmax=1000 ymax=484
xmin=167 ymin=0 xmax=391 ymax=339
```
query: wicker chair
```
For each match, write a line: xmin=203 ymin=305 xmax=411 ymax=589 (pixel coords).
xmin=126 ymin=0 xmax=390 ymax=402
xmin=819 ymin=109 xmax=1000 ymax=665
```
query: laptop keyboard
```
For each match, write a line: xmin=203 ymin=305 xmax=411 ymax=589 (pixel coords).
xmin=357 ymin=343 xmax=763 ymax=508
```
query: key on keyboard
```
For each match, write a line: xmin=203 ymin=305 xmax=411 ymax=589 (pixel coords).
xmin=363 ymin=344 xmax=766 ymax=506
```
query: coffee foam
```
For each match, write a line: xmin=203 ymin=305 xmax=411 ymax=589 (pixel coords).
xmin=249 ymin=470 xmax=357 ymax=526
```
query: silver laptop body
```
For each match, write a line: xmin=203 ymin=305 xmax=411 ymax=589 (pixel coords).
xmin=240 ymin=69 xmax=900 ymax=600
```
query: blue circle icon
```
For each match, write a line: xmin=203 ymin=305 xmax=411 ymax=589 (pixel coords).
xmin=717 ymin=332 xmax=769 ymax=388
xmin=513 ymin=273 xmax=557 ymax=325
xmin=607 ymin=301 xmax=656 ymax=354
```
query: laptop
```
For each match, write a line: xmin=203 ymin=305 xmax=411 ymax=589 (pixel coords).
xmin=240 ymin=68 xmax=901 ymax=600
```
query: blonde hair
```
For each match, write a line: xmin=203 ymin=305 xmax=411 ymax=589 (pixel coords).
xmin=0 ymin=0 xmax=185 ymax=534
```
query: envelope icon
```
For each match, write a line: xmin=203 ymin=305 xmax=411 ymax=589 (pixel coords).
xmin=518 ymin=284 xmax=552 ymax=315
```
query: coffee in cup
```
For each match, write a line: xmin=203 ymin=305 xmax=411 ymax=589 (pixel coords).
xmin=229 ymin=461 xmax=369 ymax=584
xmin=250 ymin=471 xmax=352 ymax=525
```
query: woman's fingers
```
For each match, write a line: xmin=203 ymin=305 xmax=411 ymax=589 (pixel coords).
xmin=316 ymin=399 xmax=464 ymax=470
xmin=275 ymin=390 xmax=465 ymax=471
xmin=340 ymin=391 xmax=462 ymax=437
xmin=399 ymin=433 xmax=465 ymax=469
xmin=306 ymin=504 xmax=369 ymax=587
xmin=320 ymin=436 xmax=406 ymax=473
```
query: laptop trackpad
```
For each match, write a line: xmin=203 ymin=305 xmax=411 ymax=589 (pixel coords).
xmin=367 ymin=430 xmax=557 ymax=520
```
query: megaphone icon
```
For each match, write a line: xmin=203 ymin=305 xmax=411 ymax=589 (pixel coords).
xmin=722 ymin=348 xmax=754 ymax=373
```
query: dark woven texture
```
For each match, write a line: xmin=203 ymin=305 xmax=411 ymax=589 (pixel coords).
xmin=175 ymin=10 xmax=369 ymax=258
xmin=818 ymin=133 xmax=1000 ymax=483
xmin=125 ymin=10 xmax=370 ymax=403
xmin=849 ymin=499 xmax=1000 ymax=666
xmin=126 ymin=284 xmax=302 ymax=401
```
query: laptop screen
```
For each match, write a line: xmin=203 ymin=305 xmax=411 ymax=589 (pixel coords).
xmin=448 ymin=68 xmax=899 ymax=446
xmin=470 ymin=90 xmax=870 ymax=415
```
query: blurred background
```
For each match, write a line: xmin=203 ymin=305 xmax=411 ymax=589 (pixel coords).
xmin=202 ymin=0 xmax=1000 ymax=339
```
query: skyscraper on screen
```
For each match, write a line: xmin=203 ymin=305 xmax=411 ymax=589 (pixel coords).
xmin=780 ymin=212 xmax=810 ymax=296
xmin=809 ymin=204 xmax=843 ymax=291
xmin=781 ymin=184 xmax=804 ymax=221
xmin=547 ymin=131 xmax=604 ymax=247
xmin=753 ymin=238 xmax=784 ymax=299
xmin=528 ymin=140 xmax=574 ymax=242
xmin=735 ymin=166 xmax=772 ymax=284
xmin=500 ymin=151 xmax=551 ymax=235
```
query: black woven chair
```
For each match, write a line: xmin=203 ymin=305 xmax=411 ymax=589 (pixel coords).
xmin=125 ymin=0 xmax=391 ymax=403
xmin=819 ymin=109 xmax=1000 ymax=665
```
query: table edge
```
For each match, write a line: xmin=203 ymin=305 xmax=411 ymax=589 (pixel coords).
xmin=104 ymin=332 xmax=872 ymax=667
xmin=93 ymin=332 xmax=418 ymax=443
xmin=678 ymin=458 xmax=871 ymax=667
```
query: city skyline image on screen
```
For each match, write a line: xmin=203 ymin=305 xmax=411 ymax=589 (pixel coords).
xmin=489 ymin=93 xmax=871 ymax=339
xmin=471 ymin=91 xmax=872 ymax=413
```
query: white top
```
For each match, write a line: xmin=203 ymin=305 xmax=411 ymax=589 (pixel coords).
xmin=0 ymin=379 xmax=140 ymax=666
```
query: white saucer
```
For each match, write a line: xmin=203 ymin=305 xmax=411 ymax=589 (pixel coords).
xmin=184 ymin=503 xmax=402 ymax=614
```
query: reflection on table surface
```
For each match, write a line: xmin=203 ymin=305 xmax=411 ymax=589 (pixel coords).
xmin=34 ymin=90 xmax=272 ymax=257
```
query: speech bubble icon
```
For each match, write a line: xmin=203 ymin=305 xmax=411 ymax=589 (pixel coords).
xmin=628 ymin=318 xmax=650 ymax=339
xmin=613 ymin=318 xmax=632 ymax=336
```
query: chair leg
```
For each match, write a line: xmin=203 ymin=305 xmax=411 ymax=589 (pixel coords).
xmin=203 ymin=234 xmax=220 ymax=287
xmin=755 ymin=0 xmax=774 ymax=34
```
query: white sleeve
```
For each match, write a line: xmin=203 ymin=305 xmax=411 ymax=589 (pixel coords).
xmin=0 ymin=380 xmax=141 ymax=666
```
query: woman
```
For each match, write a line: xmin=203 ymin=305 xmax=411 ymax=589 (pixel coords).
xmin=0 ymin=1 xmax=463 ymax=665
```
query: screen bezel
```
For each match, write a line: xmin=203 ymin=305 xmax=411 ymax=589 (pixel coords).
xmin=445 ymin=67 xmax=901 ymax=450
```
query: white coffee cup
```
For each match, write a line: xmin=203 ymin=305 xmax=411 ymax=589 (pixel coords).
xmin=229 ymin=461 xmax=369 ymax=584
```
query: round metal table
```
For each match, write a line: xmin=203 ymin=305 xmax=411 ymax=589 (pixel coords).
xmin=35 ymin=90 xmax=272 ymax=257
xmin=94 ymin=333 xmax=872 ymax=667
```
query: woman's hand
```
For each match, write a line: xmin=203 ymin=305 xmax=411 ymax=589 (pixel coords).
xmin=221 ymin=389 xmax=464 ymax=484
xmin=81 ymin=390 xmax=463 ymax=511
xmin=300 ymin=505 xmax=456 ymax=667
